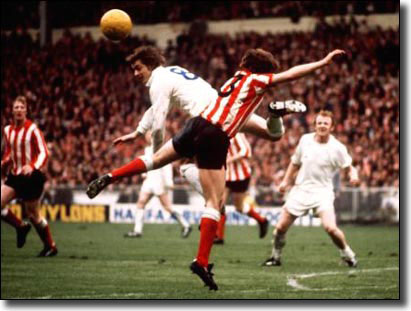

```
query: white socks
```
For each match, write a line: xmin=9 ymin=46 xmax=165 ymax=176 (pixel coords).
xmin=340 ymin=246 xmax=356 ymax=259
xmin=202 ymin=207 xmax=221 ymax=222
xmin=271 ymin=229 xmax=286 ymax=259
xmin=180 ymin=163 xmax=203 ymax=195
xmin=171 ymin=208 xmax=190 ymax=229
xmin=133 ymin=208 xmax=144 ymax=234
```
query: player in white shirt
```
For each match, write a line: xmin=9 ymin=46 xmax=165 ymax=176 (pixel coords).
xmin=263 ymin=110 xmax=360 ymax=267
xmin=124 ymin=133 xmax=192 ymax=239
xmin=87 ymin=47 xmax=344 ymax=290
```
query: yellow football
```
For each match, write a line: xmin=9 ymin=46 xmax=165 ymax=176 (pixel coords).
xmin=100 ymin=9 xmax=132 ymax=41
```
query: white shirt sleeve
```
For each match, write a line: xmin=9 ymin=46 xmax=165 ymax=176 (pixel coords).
xmin=149 ymin=78 xmax=173 ymax=152
xmin=335 ymin=144 xmax=352 ymax=169
xmin=136 ymin=106 xmax=154 ymax=134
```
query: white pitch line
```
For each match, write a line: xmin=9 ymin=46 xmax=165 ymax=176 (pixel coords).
xmin=12 ymin=288 xmax=271 ymax=299
xmin=287 ymin=267 xmax=399 ymax=291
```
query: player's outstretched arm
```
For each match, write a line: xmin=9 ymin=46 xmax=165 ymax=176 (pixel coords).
xmin=113 ymin=130 xmax=143 ymax=146
xmin=271 ymin=49 xmax=346 ymax=85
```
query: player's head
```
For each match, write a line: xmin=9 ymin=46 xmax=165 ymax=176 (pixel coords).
xmin=239 ymin=48 xmax=279 ymax=73
xmin=126 ymin=46 xmax=166 ymax=84
xmin=314 ymin=110 xmax=334 ymax=138
xmin=12 ymin=96 xmax=28 ymax=123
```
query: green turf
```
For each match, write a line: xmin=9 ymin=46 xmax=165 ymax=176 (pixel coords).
xmin=1 ymin=222 xmax=399 ymax=299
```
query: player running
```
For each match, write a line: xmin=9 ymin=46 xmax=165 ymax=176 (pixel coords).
xmin=263 ymin=110 xmax=359 ymax=268
xmin=87 ymin=48 xmax=345 ymax=290
xmin=1 ymin=96 xmax=58 ymax=257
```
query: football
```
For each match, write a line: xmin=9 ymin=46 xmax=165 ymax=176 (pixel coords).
xmin=100 ymin=9 xmax=132 ymax=41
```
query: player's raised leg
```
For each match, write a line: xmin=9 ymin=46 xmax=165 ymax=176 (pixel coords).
xmin=319 ymin=209 xmax=357 ymax=267
xmin=263 ymin=208 xmax=297 ymax=266
xmin=241 ymin=100 xmax=306 ymax=141
xmin=87 ymin=139 xmax=181 ymax=198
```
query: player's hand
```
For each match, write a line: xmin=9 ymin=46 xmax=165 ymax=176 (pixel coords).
xmin=278 ymin=181 xmax=289 ymax=194
xmin=113 ymin=132 xmax=138 ymax=146
xmin=21 ymin=165 xmax=34 ymax=176
xmin=323 ymin=49 xmax=346 ymax=65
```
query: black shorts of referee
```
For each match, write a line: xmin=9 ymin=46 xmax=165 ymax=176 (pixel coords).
xmin=226 ymin=178 xmax=250 ymax=193
xmin=4 ymin=170 xmax=47 ymax=201
xmin=172 ymin=116 xmax=230 ymax=169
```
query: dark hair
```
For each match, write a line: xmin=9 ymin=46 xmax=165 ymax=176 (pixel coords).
xmin=239 ymin=48 xmax=279 ymax=73
xmin=126 ymin=46 xmax=166 ymax=70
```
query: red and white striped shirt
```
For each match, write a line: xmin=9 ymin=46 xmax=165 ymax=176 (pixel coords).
xmin=226 ymin=133 xmax=252 ymax=182
xmin=2 ymin=120 xmax=49 ymax=175
xmin=201 ymin=69 xmax=273 ymax=138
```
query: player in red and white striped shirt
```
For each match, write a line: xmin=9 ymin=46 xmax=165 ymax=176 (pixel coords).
xmin=87 ymin=48 xmax=345 ymax=290
xmin=214 ymin=133 xmax=268 ymax=244
xmin=1 ymin=96 xmax=57 ymax=257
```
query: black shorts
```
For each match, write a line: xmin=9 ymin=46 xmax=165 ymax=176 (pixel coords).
xmin=226 ymin=178 xmax=250 ymax=193
xmin=5 ymin=170 xmax=46 ymax=201
xmin=172 ymin=117 xmax=230 ymax=169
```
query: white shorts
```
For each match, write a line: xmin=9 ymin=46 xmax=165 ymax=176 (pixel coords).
xmin=140 ymin=177 xmax=168 ymax=196
xmin=284 ymin=187 xmax=335 ymax=217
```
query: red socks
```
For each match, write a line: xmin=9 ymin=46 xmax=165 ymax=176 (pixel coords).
xmin=215 ymin=214 xmax=226 ymax=240
xmin=33 ymin=220 xmax=55 ymax=248
xmin=196 ymin=217 xmax=218 ymax=268
xmin=110 ymin=158 xmax=147 ymax=180
xmin=247 ymin=208 xmax=266 ymax=224
xmin=1 ymin=209 xmax=23 ymax=228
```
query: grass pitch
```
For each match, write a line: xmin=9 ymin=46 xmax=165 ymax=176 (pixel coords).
xmin=1 ymin=222 xmax=399 ymax=299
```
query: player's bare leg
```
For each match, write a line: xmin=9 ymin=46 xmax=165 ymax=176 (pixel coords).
xmin=87 ymin=139 xmax=181 ymax=198
xmin=319 ymin=210 xmax=357 ymax=267
xmin=1 ymin=185 xmax=31 ymax=248
xmin=263 ymin=207 xmax=297 ymax=266
xmin=25 ymin=199 xmax=57 ymax=257
xmin=125 ymin=192 xmax=152 ymax=237
xmin=158 ymin=192 xmax=192 ymax=238
xmin=190 ymin=167 xmax=225 ymax=291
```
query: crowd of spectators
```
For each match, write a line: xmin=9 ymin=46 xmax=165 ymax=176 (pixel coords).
xmin=2 ymin=1 xmax=399 ymax=30
xmin=1 ymin=16 xmax=399 ymax=205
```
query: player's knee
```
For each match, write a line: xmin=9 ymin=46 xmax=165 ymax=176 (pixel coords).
xmin=323 ymin=224 xmax=338 ymax=236
xmin=275 ymin=225 xmax=288 ymax=235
